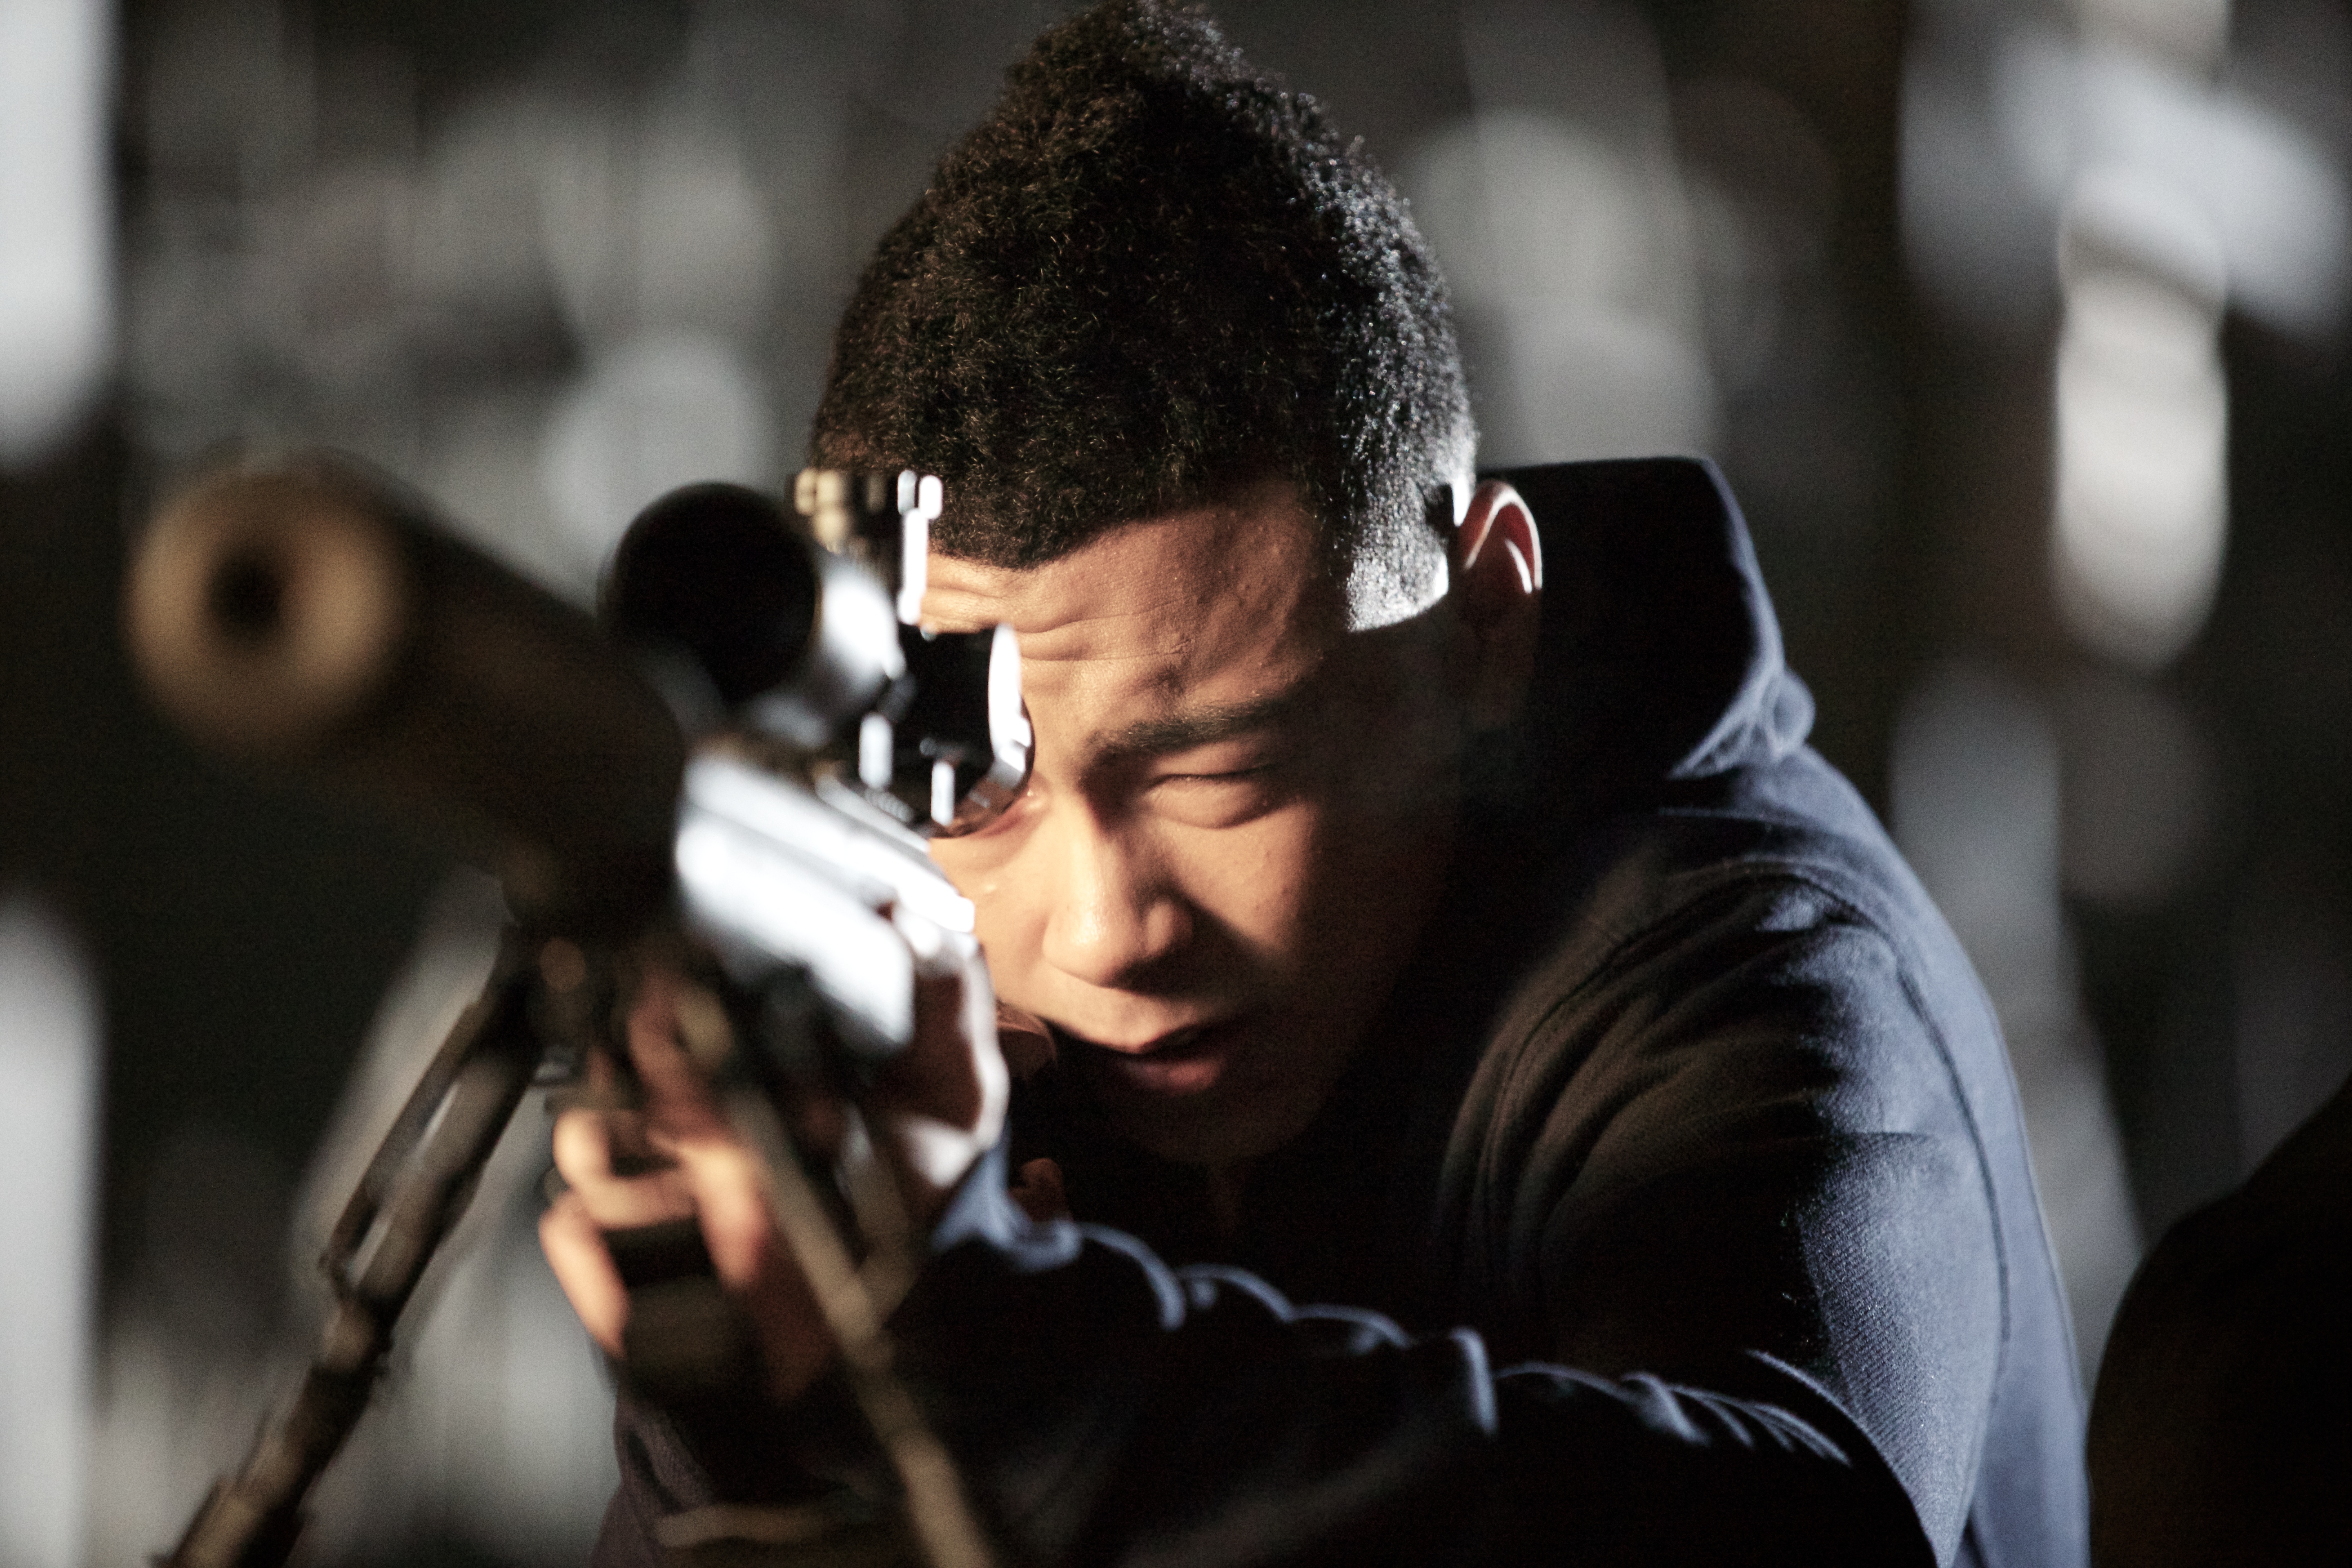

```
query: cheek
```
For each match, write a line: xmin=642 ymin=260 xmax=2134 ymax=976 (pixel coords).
xmin=928 ymin=837 xmax=1048 ymax=982
xmin=1164 ymin=810 xmax=1320 ymax=959
xmin=1293 ymin=798 xmax=1457 ymax=978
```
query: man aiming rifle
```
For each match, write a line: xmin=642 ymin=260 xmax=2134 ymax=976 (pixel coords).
xmin=541 ymin=4 xmax=2088 ymax=1564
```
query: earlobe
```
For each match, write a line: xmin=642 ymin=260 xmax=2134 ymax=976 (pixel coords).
xmin=1452 ymin=480 xmax=1543 ymax=730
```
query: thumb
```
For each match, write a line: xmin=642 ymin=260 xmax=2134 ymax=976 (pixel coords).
xmin=1008 ymin=1157 xmax=1070 ymax=1223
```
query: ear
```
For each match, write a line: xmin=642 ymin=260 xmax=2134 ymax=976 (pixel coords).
xmin=1450 ymin=479 xmax=1542 ymax=730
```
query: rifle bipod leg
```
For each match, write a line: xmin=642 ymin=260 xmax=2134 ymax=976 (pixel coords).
xmin=160 ymin=931 xmax=545 ymax=1568
xmin=688 ymin=1089 xmax=996 ymax=1568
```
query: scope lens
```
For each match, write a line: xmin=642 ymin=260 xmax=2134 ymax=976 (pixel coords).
xmin=602 ymin=484 xmax=822 ymax=709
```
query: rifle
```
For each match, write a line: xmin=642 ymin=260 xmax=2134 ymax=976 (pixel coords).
xmin=123 ymin=454 xmax=1031 ymax=1568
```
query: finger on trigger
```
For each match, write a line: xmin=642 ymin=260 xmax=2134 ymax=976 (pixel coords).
xmin=552 ymin=1109 xmax=696 ymax=1230
xmin=662 ymin=1134 xmax=777 ymax=1292
xmin=551 ymin=1106 xmax=621 ymax=1187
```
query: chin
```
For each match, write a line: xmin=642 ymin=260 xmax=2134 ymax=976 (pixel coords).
xmin=1099 ymin=1085 xmax=1320 ymax=1169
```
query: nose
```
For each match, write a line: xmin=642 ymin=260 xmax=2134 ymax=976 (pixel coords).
xmin=1038 ymin=808 xmax=1191 ymax=991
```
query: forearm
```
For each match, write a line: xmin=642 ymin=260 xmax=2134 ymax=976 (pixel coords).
xmin=601 ymin=1165 xmax=1931 ymax=1568
xmin=908 ymin=1187 xmax=1929 ymax=1566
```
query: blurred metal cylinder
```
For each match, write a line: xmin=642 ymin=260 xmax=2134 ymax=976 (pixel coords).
xmin=602 ymin=481 xmax=905 ymax=751
xmin=125 ymin=454 xmax=684 ymax=935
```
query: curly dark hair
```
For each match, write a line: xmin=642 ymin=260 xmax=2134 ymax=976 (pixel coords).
xmin=809 ymin=0 xmax=1472 ymax=608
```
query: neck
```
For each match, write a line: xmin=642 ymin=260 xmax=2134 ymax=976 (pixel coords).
xmin=1204 ymin=1161 xmax=1252 ymax=1238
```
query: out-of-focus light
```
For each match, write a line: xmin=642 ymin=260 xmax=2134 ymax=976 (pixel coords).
xmin=2056 ymin=667 xmax=2216 ymax=909
xmin=540 ymin=330 xmax=775 ymax=572
xmin=2064 ymin=41 xmax=2346 ymax=337
xmin=1918 ymin=4 xmax=2342 ymax=670
xmin=1498 ymin=296 xmax=1717 ymax=464
xmin=1400 ymin=0 xmax=1715 ymax=467
xmin=2006 ymin=29 xmax=2352 ymax=336
xmin=1891 ymin=664 xmax=2143 ymax=1377
xmin=539 ymin=106 xmax=777 ymax=346
xmin=2076 ymin=0 xmax=2230 ymax=67
xmin=2052 ymin=189 xmax=2227 ymax=670
xmin=0 ymin=895 xmax=99 ymax=1568
xmin=0 ymin=0 xmax=111 ymax=464
xmin=1904 ymin=9 xmax=2348 ymax=341
xmin=1412 ymin=110 xmax=1659 ymax=312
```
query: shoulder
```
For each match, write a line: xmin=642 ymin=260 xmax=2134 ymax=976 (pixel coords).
xmin=1473 ymin=818 xmax=1993 ymax=1192
xmin=1435 ymin=746 xmax=2016 ymax=1335
xmin=1475 ymin=746 xmax=2004 ymax=1142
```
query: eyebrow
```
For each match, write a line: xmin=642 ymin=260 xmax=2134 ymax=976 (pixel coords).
xmin=1091 ymin=683 xmax=1319 ymax=764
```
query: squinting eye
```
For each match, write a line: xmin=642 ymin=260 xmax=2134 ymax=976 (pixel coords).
xmin=1158 ymin=760 xmax=1277 ymax=786
xmin=1145 ymin=759 xmax=1290 ymax=829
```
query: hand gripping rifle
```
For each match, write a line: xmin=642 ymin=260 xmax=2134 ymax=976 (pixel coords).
xmin=124 ymin=455 xmax=1032 ymax=1568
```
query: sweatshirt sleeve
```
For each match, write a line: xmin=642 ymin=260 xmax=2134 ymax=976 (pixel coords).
xmin=879 ymin=1163 xmax=1933 ymax=1567
xmin=594 ymin=875 xmax=1998 ymax=1567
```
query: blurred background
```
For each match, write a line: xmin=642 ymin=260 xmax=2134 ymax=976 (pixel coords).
xmin=2 ymin=0 xmax=2347 ymax=1561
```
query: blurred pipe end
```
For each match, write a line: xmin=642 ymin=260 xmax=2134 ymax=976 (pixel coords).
xmin=125 ymin=464 xmax=414 ymax=762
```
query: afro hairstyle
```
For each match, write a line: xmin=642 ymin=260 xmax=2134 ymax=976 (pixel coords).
xmin=809 ymin=0 xmax=1474 ymax=617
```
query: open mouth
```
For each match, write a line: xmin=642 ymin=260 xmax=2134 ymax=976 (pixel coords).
xmin=1052 ymin=1019 xmax=1244 ymax=1096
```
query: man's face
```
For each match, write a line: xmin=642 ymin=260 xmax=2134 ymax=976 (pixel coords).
xmin=922 ymin=481 xmax=1469 ymax=1171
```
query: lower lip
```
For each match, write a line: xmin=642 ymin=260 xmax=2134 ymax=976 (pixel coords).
xmin=1071 ymin=1023 xmax=1244 ymax=1097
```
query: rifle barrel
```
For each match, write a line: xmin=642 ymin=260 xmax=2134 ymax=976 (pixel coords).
xmin=125 ymin=455 xmax=684 ymax=935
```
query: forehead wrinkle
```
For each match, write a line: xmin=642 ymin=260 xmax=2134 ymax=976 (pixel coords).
xmin=924 ymin=578 xmax=1211 ymax=647
xmin=1090 ymin=680 xmax=1320 ymax=762
xmin=1018 ymin=600 xmax=1200 ymax=646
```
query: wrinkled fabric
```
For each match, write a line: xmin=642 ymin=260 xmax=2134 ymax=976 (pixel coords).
xmin=592 ymin=458 xmax=2088 ymax=1568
